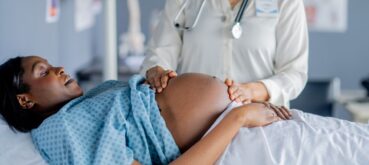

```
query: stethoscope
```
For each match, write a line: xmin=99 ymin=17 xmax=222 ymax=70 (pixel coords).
xmin=174 ymin=0 xmax=249 ymax=39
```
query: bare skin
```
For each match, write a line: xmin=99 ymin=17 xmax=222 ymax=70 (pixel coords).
xmin=155 ymin=73 xmax=231 ymax=152
xmin=155 ymin=73 xmax=291 ymax=153
xmin=17 ymin=56 xmax=290 ymax=165
xmin=229 ymin=0 xmax=241 ymax=8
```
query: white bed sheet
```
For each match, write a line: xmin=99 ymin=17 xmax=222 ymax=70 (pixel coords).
xmin=0 ymin=115 xmax=46 ymax=165
xmin=2 ymin=102 xmax=369 ymax=165
xmin=209 ymin=102 xmax=369 ymax=165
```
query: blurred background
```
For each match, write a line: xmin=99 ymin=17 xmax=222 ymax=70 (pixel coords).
xmin=0 ymin=0 xmax=368 ymax=122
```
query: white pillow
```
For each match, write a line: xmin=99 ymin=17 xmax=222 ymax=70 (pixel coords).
xmin=0 ymin=115 xmax=47 ymax=165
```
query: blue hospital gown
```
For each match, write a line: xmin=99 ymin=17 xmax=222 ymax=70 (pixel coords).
xmin=31 ymin=75 xmax=180 ymax=165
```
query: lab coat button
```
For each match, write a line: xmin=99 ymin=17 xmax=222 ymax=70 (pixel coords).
xmin=221 ymin=15 xmax=227 ymax=22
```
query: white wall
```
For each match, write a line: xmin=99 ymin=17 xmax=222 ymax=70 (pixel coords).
xmin=0 ymin=0 xmax=96 ymax=78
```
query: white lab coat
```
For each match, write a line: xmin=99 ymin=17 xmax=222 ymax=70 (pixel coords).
xmin=140 ymin=0 xmax=309 ymax=107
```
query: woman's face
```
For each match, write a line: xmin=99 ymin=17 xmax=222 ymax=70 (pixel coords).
xmin=19 ymin=56 xmax=83 ymax=115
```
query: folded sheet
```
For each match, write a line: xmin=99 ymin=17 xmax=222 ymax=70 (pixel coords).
xmin=210 ymin=102 xmax=369 ymax=165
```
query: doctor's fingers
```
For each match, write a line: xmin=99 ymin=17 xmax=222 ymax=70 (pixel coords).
xmin=146 ymin=78 xmax=158 ymax=91
xmin=225 ymin=78 xmax=234 ymax=86
xmin=234 ymin=92 xmax=243 ymax=103
xmin=228 ymin=87 xmax=238 ymax=100
xmin=160 ymin=70 xmax=177 ymax=89
xmin=167 ymin=70 xmax=178 ymax=78
xmin=235 ymin=93 xmax=251 ymax=104
xmin=154 ymin=76 xmax=164 ymax=93
xmin=160 ymin=72 xmax=170 ymax=89
xmin=228 ymin=85 xmax=240 ymax=99
xmin=146 ymin=74 xmax=162 ymax=93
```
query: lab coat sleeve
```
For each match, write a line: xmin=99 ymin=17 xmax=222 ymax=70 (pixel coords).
xmin=259 ymin=0 xmax=309 ymax=106
xmin=139 ymin=0 xmax=184 ymax=77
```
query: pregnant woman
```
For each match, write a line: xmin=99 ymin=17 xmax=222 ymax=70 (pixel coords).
xmin=0 ymin=56 xmax=288 ymax=165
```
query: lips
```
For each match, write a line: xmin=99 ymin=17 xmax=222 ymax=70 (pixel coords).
xmin=64 ymin=75 xmax=74 ymax=86
xmin=65 ymin=79 xmax=74 ymax=86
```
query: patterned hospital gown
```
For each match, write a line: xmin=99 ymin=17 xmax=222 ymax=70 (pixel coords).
xmin=31 ymin=75 xmax=180 ymax=165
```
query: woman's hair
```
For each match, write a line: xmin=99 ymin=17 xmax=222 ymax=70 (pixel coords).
xmin=0 ymin=57 xmax=42 ymax=132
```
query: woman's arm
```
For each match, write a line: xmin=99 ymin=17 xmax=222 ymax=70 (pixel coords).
xmin=131 ymin=108 xmax=246 ymax=165
xmin=132 ymin=160 xmax=141 ymax=165
xmin=170 ymin=103 xmax=280 ymax=164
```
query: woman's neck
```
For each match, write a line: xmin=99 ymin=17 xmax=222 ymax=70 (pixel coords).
xmin=229 ymin=0 xmax=241 ymax=8
xmin=34 ymin=101 xmax=67 ymax=119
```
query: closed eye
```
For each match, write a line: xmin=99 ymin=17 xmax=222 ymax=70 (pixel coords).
xmin=40 ymin=70 xmax=49 ymax=77
xmin=38 ymin=64 xmax=51 ymax=77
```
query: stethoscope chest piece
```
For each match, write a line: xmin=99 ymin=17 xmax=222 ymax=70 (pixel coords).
xmin=231 ymin=23 xmax=242 ymax=39
xmin=231 ymin=0 xmax=249 ymax=39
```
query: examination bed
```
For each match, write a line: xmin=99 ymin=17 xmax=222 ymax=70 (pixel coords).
xmin=209 ymin=102 xmax=369 ymax=165
xmin=1 ymin=103 xmax=369 ymax=165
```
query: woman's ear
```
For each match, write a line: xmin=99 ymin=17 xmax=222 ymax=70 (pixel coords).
xmin=16 ymin=94 xmax=35 ymax=109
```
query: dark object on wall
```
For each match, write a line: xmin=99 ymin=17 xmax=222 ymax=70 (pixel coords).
xmin=290 ymin=79 xmax=340 ymax=117
xmin=362 ymin=76 xmax=369 ymax=97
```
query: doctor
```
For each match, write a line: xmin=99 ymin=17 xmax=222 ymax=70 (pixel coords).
xmin=140 ymin=0 xmax=308 ymax=107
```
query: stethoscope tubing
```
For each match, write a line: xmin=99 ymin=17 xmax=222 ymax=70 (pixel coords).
xmin=174 ymin=0 xmax=208 ymax=31
xmin=174 ymin=0 xmax=249 ymax=31
xmin=235 ymin=0 xmax=249 ymax=23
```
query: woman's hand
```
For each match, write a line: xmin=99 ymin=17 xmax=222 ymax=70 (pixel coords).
xmin=146 ymin=66 xmax=177 ymax=93
xmin=225 ymin=79 xmax=253 ymax=104
xmin=261 ymin=102 xmax=292 ymax=120
xmin=235 ymin=102 xmax=290 ymax=127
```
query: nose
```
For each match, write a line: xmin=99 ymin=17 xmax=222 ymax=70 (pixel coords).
xmin=55 ymin=67 xmax=65 ymax=75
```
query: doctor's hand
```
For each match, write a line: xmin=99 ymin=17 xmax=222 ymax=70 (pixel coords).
xmin=225 ymin=79 xmax=253 ymax=104
xmin=146 ymin=66 xmax=177 ymax=93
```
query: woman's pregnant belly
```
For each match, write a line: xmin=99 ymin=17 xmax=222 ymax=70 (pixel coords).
xmin=155 ymin=73 xmax=231 ymax=152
